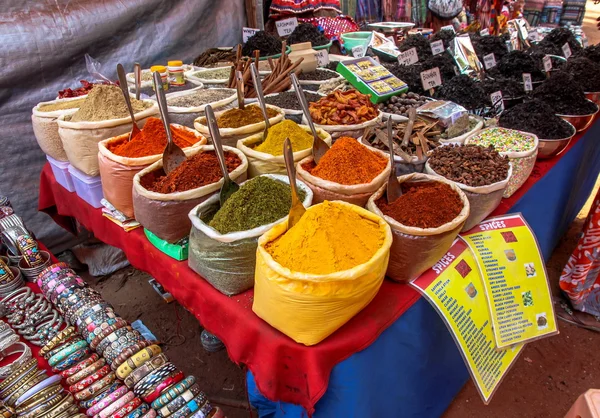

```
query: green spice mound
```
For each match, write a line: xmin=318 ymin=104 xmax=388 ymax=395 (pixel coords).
xmin=209 ymin=176 xmax=306 ymax=234
xmin=70 ymin=85 xmax=152 ymax=122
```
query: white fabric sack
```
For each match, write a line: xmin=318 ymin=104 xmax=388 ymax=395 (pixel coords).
xmin=167 ymin=88 xmax=237 ymax=128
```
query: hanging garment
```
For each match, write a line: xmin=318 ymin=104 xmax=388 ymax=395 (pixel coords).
xmin=356 ymin=0 xmax=383 ymax=24
xmin=270 ymin=0 xmax=342 ymax=16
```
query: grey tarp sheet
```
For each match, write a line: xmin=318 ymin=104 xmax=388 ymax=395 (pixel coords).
xmin=0 ymin=0 xmax=246 ymax=250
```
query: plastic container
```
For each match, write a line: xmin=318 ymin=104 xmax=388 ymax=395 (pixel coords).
xmin=168 ymin=60 xmax=185 ymax=86
xmin=150 ymin=65 xmax=168 ymax=91
xmin=340 ymin=31 xmax=372 ymax=51
xmin=46 ymin=155 xmax=75 ymax=192
xmin=68 ymin=165 xmax=104 ymax=208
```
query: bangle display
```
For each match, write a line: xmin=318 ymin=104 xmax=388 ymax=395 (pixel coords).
xmin=151 ymin=376 xmax=196 ymax=409
xmin=16 ymin=385 xmax=62 ymax=415
xmin=91 ymin=320 xmax=129 ymax=351
xmin=73 ymin=372 xmax=116 ymax=401
xmin=15 ymin=374 xmax=62 ymax=407
xmin=170 ymin=395 xmax=211 ymax=418
xmin=80 ymin=381 xmax=120 ymax=410
xmin=103 ymin=331 xmax=144 ymax=365
xmin=98 ymin=391 xmax=135 ymax=418
xmin=112 ymin=397 xmax=143 ymax=418
xmin=68 ymin=364 xmax=111 ymax=392
xmin=141 ymin=409 xmax=158 ymax=418
xmin=65 ymin=357 xmax=105 ymax=385
xmin=158 ymin=384 xmax=202 ymax=417
xmin=116 ymin=344 xmax=162 ymax=378
xmin=142 ymin=371 xmax=185 ymax=404
xmin=134 ymin=363 xmax=177 ymax=396
xmin=86 ymin=384 xmax=128 ymax=416
xmin=0 ymin=358 xmax=38 ymax=394
xmin=84 ymin=316 xmax=118 ymax=344
xmin=126 ymin=403 xmax=150 ymax=418
xmin=20 ymin=392 xmax=64 ymax=418
xmin=48 ymin=340 xmax=87 ymax=367
xmin=5 ymin=370 xmax=47 ymax=407
xmin=125 ymin=353 xmax=169 ymax=388
xmin=60 ymin=353 xmax=99 ymax=378
xmin=51 ymin=346 xmax=90 ymax=372
xmin=39 ymin=326 xmax=75 ymax=357
xmin=0 ymin=342 xmax=32 ymax=379
xmin=39 ymin=392 xmax=74 ymax=418
xmin=95 ymin=324 xmax=132 ymax=355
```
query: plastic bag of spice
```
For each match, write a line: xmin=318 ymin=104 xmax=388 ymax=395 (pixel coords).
xmin=367 ymin=173 xmax=470 ymax=283
xmin=236 ymin=126 xmax=332 ymax=178
xmin=57 ymin=100 xmax=158 ymax=176
xmin=194 ymin=104 xmax=285 ymax=147
xmin=187 ymin=174 xmax=313 ymax=295
xmin=167 ymin=88 xmax=237 ymax=128
xmin=302 ymin=113 xmax=382 ymax=140
xmin=31 ymin=96 xmax=88 ymax=161
xmin=98 ymin=128 xmax=207 ymax=218
xmin=132 ymin=146 xmax=248 ymax=243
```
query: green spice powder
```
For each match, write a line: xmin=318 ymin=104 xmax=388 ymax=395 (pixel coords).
xmin=208 ymin=177 xmax=306 ymax=234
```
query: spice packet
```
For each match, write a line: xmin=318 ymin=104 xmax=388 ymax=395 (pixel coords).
xmin=450 ymin=35 xmax=483 ymax=76
xmin=417 ymin=100 xmax=467 ymax=128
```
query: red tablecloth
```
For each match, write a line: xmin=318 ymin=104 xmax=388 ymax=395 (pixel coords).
xmin=37 ymin=125 xmax=588 ymax=413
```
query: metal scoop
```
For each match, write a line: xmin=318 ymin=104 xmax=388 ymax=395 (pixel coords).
xmin=236 ymin=70 xmax=245 ymax=110
xmin=205 ymin=105 xmax=239 ymax=207
xmin=386 ymin=117 xmax=403 ymax=204
xmin=290 ymin=73 xmax=329 ymax=164
xmin=250 ymin=63 xmax=270 ymax=139
xmin=153 ymin=71 xmax=186 ymax=174
xmin=116 ymin=64 xmax=141 ymax=142
xmin=133 ymin=62 xmax=142 ymax=100
xmin=283 ymin=137 xmax=306 ymax=229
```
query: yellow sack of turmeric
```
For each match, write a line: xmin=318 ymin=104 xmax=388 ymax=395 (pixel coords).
xmin=253 ymin=201 xmax=392 ymax=346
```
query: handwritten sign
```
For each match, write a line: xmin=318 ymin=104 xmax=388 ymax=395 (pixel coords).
xmin=421 ymin=67 xmax=442 ymax=91
xmin=398 ymin=47 xmax=419 ymax=65
xmin=276 ymin=17 xmax=298 ymax=37
xmin=529 ymin=30 xmax=540 ymax=42
xmin=352 ymin=45 xmax=366 ymax=58
xmin=431 ymin=40 xmax=445 ymax=55
xmin=480 ymin=28 xmax=490 ymax=36
xmin=543 ymin=55 xmax=552 ymax=73
xmin=315 ymin=49 xmax=330 ymax=67
xmin=522 ymin=73 xmax=533 ymax=92
xmin=491 ymin=91 xmax=504 ymax=112
xmin=483 ymin=53 xmax=497 ymax=70
xmin=562 ymin=42 xmax=572 ymax=59
xmin=242 ymin=27 xmax=260 ymax=43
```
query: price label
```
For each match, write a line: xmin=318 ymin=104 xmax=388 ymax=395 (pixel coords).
xmin=431 ymin=40 xmax=445 ymax=55
xmin=522 ymin=73 xmax=533 ymax=92
xmin=480 ymin=28 xmax=490 ymax=36
xmin=315 ymin=49 xmax=330 ymax=67
xmin=483 ymin=53 xmax=497 ymax=70
xmin=421 ymin=67 xmax=442 ymax=91
xmin=242 ymin=27 xmax=260 ymax=43
xmin=583 ymin=37 xmax=589 ymax=48
xmin=491 ymin=90 xmax=504 ymax=112
xmin=276 ymin=17 xmax=298 ymax=37
xmin=543 ymin=55 xmax=552 ymax=72
xmin=398 ymin=47 xmax=419 ymax=65
xmin=352 ymin=45 xmax=366 ymax=58
xmin=529 ymin=30 xmax=540 ymax=42
xmin=441 ymin=25 xmax=455 ymax=33
xmin=562 ymin=42 xmax=572 ymax=59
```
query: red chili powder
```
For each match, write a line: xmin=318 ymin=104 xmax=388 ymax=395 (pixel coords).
xmin=141 ymin=151 xmax=241 ymax=194
xmin=302 ymin=137 xmax=387 ymax=185
xmin=376 ymin=182 xmax=463 ymax=229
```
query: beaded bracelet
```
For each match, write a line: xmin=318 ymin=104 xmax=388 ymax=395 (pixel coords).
xmin=158 ymin=383 xmax=202 ymax=417
xmin=74 ymin=372 xmax=117 ymax=401
xmin=86 ymin=384 xmax=128 ymax=416
xmin=68 ymin=364 xmax=111 ymax=392
xmin=48 ymin=340 xmax=88 ymax=367
xmin=112 ymin=340 xmax=155 ymax=372
xmin=40 ymin=326 xmax=75 ymax=357
xmin=126 ymin=403 xmax=150 ymax=418
xmin=80 ymin=381 xmax=121 ymax=409
xmin=125 ymin=353 xmax=169 ymax=388
xmin=113 ymin=397 xmax=143 ymax=418
xmin=98 ymin=391 xmax=135 ymax=418
xmin=134 ymin=363 xmax=177 ymax=396
xmin=95 ymin=323 xmax=131 ymax=354
xmin=151 ymin=376 xmax=196 ymax=409
xmin=170 ymin=395 xmax=211 ymax=418
xmin=142 ymin=371 xmax=185 ymax=404
xmin=52 ymin=346 xmax=91 ymax=372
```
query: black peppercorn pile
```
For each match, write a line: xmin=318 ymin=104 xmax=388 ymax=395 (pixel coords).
xmin=539 ymin=27 xmax=582 ymax=55
xmin=398 ymin=34 xmax=433 ymax=59
xmin=430 ymin=29 xmax=456 ymax=49
xmin=489 ymin=50 xmax=545 ymax=82
xmin=533 ymin=71 xmax=599 ymax=115
xmin=385 ymin=62 xmax=426 ymax=94
xmin=499 ymin=99 xmax=575 ymax=139
xmin=565 ymin=57 xmax=600 ymax=92
xmin=288 ymin=23 xmax=329 ymax=46
xmin=575 ymin=44 xmax=600 ymax=64
xmin=242 ymin=31 xmax=283 ymax=57
xmin=471 ymin=33 xmax=509 ymax=63
xmin=481 ymin=77 xmax=523 ymax=98
xmin=434 ymin=75 xmax=490 ymax=110
xmin=429 ymin=144 xmax=510 ymax=187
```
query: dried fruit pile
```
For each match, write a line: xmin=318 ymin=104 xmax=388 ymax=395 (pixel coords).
xmin=309 ymin=89 xmax=379 ymax=125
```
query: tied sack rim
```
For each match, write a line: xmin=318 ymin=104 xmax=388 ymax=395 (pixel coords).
xmin=166 ymin=87 xmax=237 ymax=114
xmin=367 ymin=173 xmax=471 ymax=237
xmin=256 ymin=200 xmax=393 ymax=282
xmin=424 ymin=159 xmax=513 ymax=195
xmin=302 ymin=111 xmax=382 ymax=132
xmin=464 ymin=127 xmax=539 ymax=159
xmin=193 ymin=104 xmax=285 ymax=136
xmin=188 ymin=174 xmax=314 ymax=243
xmin=56 ymin=100 xmax=158 ymax=129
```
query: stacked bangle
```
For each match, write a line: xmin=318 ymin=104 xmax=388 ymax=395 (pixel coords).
xmin=98 ymin=391 xmax=135 ymax=418
xmin=39 ymin=392 xmax=74 ymax=417
xmin=39 ymin=326 xmax=75 ymax=357
xmin=170 ymin=394 xmax=211 ymax=418
xmin=52 ymin=346 xmax=90 ymax=372
xmin=91 ymin=320 xmax=128 ymax=350
xmin=68 ymin=364 xmax=111 ymax=392
xmin=143 ymin=371 xmax=185 ymax=404
xmin=20 ymin=391 xmax=64 ymax=418
xmin=142 ymin=409 xmax=158 ymax=418
xmin=134 ymin=363 xmax=177 ymax=396
xmin=60 ymin=353 xmax=99 ymax=378
xmin=74 ymin=372 xmax=117 ymax=401
xmin=115 ymin=343 xmax=161 ymax=377
xmin=112 ymin=397 xmax=143 ymax=418
xmin=48 ymin=339 xmax=87 ymax=367
xmin=158 ymin=383 xmax=202 ymax=417
xmin=86 ymin=384 xmax=128 ymax=416
xmin=5 ymin=370 xmax=47 ymax=406
xmin=80 ymin=381 xmax=121 ymax=409
xmin=128 ymin=403 xmax=151 ymax=418
xmin=95 ymin=324 xmax=132 ymax=354
xmin=125 ymin=353 xmax=169 ymax=388
xmin=0 ymin=358 xmax=37 ymax=394
xmin=15 ymin=374 xmax=62 ymax=407
xmin=103 ymin=330 xmax=144 ymax=365
xmin=16 ymin=384 xmax=62 ymax=414
xmin=0 ymin=342 xmax=32 ymax=379
xmin=151 ymin=376 xmax=196 ymax=409
xmin=65 ymin=357 xmax=105 ymax=385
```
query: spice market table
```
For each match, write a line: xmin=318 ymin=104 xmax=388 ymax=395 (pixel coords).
xmin=38 ymin=118 xmax=600 ymax=418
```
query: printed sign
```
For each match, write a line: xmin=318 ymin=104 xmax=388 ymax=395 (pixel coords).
xmin=421 ymin=67 xmax=442 ymax=91
xmin=491 ymin=91 xmax=504 ymax=112
xmin=352 ymin=45 xmax=366 ymax=58
xmin=276 ymin=17 xmax=298 ymax=37
xmin=398 ymin=47 xmax=419 ymax=65
xmin=483 ymin=53 xmax=497 ymax=70
xmin=480 ymin=28 xmax=490 ymax=36
xmin=242 ymin=27 xmax=260 ymax=43
xmin=543 ymin=55 xmax=552 ymax=73
xmin=431 ymin=40 xmax=445 ymax=55
xmin=562 ymin=42 xmax=572 ymax=59
xmin=315 ymin=49 xmax=330 ymax=67
xmin=522 ymin=73 xmax=533 ymax=92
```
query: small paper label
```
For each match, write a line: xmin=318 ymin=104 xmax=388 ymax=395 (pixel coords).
xmin=562 ymin=42 xmax=572 ymax=59
xmin=483 ymin=53 xmax=497 ymax=70
xmin=398 ymin=47 xmax=419 ymax=65
xmin=480 ymin=28 xmax=490 ymax=36
xmin=543 ymin=55 xmax=552 ymax=72
xmin=421 ymin=67 xmax=442 ymax=91
xmin=276 ymin=17 xmax=298 ymax=37
xmin=441 ymin=25 xmax=455 ymax=33
xmin=529 ymin=30 xmax=540 ymax=42
xmin=352 ymin=45 xmax=366 ymax=58
xmin=583 ymin=37 xmax=589 ymax=48
xmin=431 ymin=40 xmax=445 ymax=55
xmin=242 ymin=27 xmax=260 ymax=43
xmin=315 ymin=49 xmax=330 ymax=67
xmin=491 ymin=90 xmax=504 ymax=112
xmin=522 ymin=73 xmax=533 ymax=92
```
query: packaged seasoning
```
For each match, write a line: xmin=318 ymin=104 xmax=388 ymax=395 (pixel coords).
xmin=217 ymin=105 xmax=278 ymax=129
xmin=253 ymin=120 xmax=313 ymax=156
xmin=38 ymin=98 xmax=86 ymax=112
xmin=151 ymin=65 xmax=169 ymax=91
xmin=69 ymin=85 xmax=152 ymax=122
xmin=141 ymin=151 xmax=242 ymax=193
xmin=106 ymin=117 xmax=201 ymax=158
xmin=302 ymin=137 xmax=387 ymax=185
xmin=265 ymin=200 xmax=385 ymax=274
xmin=466 ymin=127 xmax=535 ymax=153
xmin=309 ymin=90 xmax=379 ymax=125
xmin=167 ymin=89 xmax=235 ymax=108
xmin=208 ymin=176 xmax=306 ymax=234
xmin=168 ymin=60 xmax=185 ymax=86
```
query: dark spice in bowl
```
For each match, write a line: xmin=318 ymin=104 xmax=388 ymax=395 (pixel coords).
xmin=434 ymin=75 xmax=490 ymax=110
xmin=264 ymin=91 xmax=322 ymax=110
xmin=532 ymin=71 xmax=599 ymax=115
xmin=242 ymin=31 xmax=283 ymax=57
xmin=298 ymin=69 xmax=340 ymax=81
xmin=564 ymin=57 xmax=600 ymax=92
xmin=429 ymin=29 xmax=456 ymax=49
xmin=288 ymin=23 xmax=329 ymax=46
xmin=499 ymin=99 xmax=575 ymax=139
xmin=538 ymin=27 xmax=582 ymax=55
xmin=481 ymin=77 xmax=523 ymax=98
xmin=490 ymin=50 xmax=545 ymax=82
xmin=471 ymin=33 xmax=509 ymax=63
xmin=398 ymin=34 xmax=433 ymax=59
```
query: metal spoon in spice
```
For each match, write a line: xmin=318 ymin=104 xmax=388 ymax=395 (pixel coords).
xmin=153 ymin=71 xmax=187 ymax=174
xmin=250 ymin=63 xmax=270 ymax=139
xmin=283 ymin=137 xmax=306 ymax=229
xmin=205 ymin=105 xmax=240 ymax=207
xmin=134 ymin=62 xmax=142 ymax=101
xmin=386 ymin=117 xmax=403 ymax=203
xmin=116 ymin=64 xmax=141 ymax=142
xmin=290 ymin=72 xmax=329 ymax=164
xmin=235 ymin=70 xmax=245 ymax=110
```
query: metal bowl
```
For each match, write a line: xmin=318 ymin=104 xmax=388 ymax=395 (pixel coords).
xmin=537 ymin=121 xmax=576 ymax=159
xmin=556 ymin=100 xmax=599 ymax=132
xmin=584 ymin=91 xmax=600 ymax=106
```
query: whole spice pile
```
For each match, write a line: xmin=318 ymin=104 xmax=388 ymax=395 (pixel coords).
xmin=263 ymin=91 xmax=322 ymax=110
xmin=434 ymin=75 xmax=489 ymax=110
xmin=564 ymin=57 xmax=600 ymax=92
xmin=193 ymin=68 xmax=232 ymax=80
xmin=265 ymin=201 xmax=385 ymax=275
xmin=532 ymin=71 xmax=598 ymax=115
xmin=193 ymin=48 xmax=236 ymax=67
xmin=428 ymin=144 xmax=509 ymax=186
xmin=254 ymin=120 xmax=314 ymax=155
xmin=398 ymin=34 xmax=432 ymax=59
xmin=242 ymin=31 xmax=283 ymax=57
xmin=363 ymin=118 xmax=441 ymax=159
xmin=378 ymin=92 xmax=429 ymax=117
xmin=421 ymin=53 xmax=458 ymax=83
xmin=430 ymin=29 xmax=456 ymax=49
xmin=376 ymin=181 xmax=463 ymax=228
xmin=480 ymin=77 xmax=523 ymax=98
xmin=490 ymin=50 xmax=545 ymax=82
xmin=467 ymin=127 xmax=535 ymax=153
xmin=386 ymin=62 xmax=427 ymax=94
xmin=142 ymin=151 xmax=241 ymax=193
xmin=499 ymin=99 xmax=575 ymax=139
xmin=38 ymin=97 xmax=86 ymax=112
xmin=539 ymin=27 xmax=582 ymax=55
xmin=303 ymin=136 xmax=387 ymax=185
xmin=69 ymin=85 xmax=151 ymax=122
xmin=58 ymin=80 xmax=114 ymax=98
xmin=309 ymin=89 xmax=379 ymax=125
xmin=107 ymin=117 xmax=200 ymax=158
xmin=298 ymin=69 xmax=340 ymax=81
xmin=287 ymin=23 xmax=329 ymax=46
xmin=167 ymin=89 xmax=235 ymax=107
xmin=575 ymin=44 xmax=600 ymax=64
xmin=471 ymin=33 xmax=509 ymax=63
xmin=208 ymin=176 xmax=306 ymax=234
xmin=217 ymin=105 xmax=278 ymax=129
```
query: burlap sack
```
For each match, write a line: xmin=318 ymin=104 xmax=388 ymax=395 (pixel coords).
xmin=367 ymin=173 xmax=470 ymax=283
xmin=132 ymin=146 xmax=248 ymax=243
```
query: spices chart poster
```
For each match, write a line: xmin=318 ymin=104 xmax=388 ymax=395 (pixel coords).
xmin=461 ymin=214 xmax=558 ymax=349
xmin=411 ymin=239 xmax=524 ymax=403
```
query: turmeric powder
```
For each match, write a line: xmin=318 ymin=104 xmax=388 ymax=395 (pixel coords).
xmin=253 ymin=120 xmax=313 ymax=156
xmin=265 ymin=201 xmax=385 ymax=275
